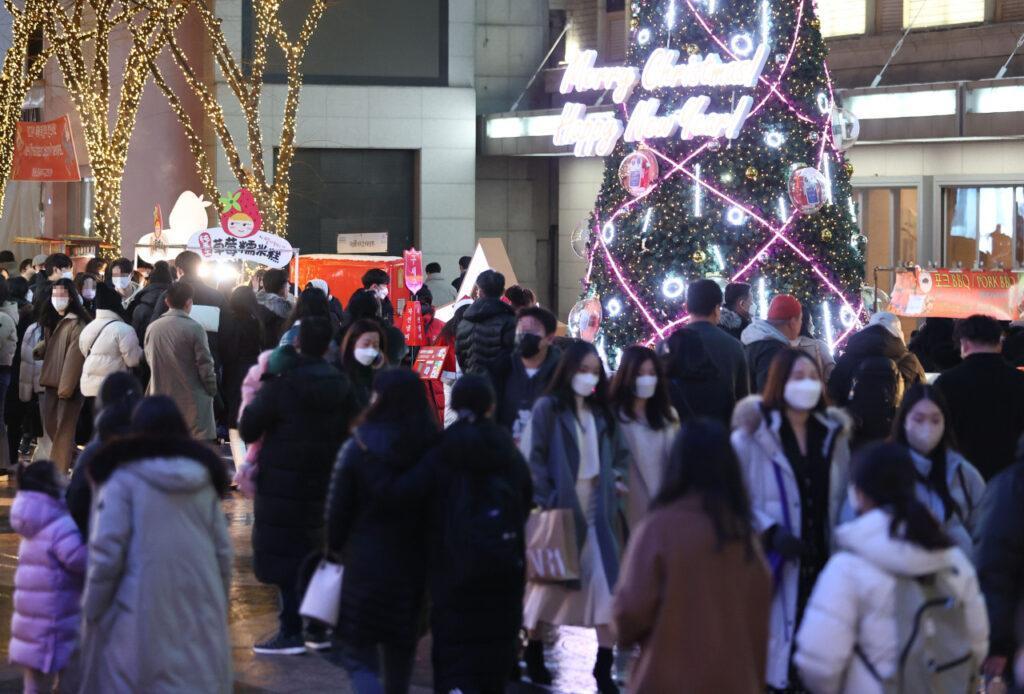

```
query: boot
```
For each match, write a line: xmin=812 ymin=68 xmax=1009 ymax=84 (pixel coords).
xmin=593 ymin=647 xmax=619 ymax=694
xmin=524 ymin=639 xmax=552 ymax=685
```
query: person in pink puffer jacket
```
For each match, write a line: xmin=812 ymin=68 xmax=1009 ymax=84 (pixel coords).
xmin=233 ymin=349 xmax=274 ymax=498
xmin=9 ymin=460 xmax=87 ymax=693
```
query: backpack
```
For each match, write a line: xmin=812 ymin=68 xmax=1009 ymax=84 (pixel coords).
xmin=443 ymin=472 xmax=525 ymax=590
xmin=857 ymin=569 xmax=979 ymax=694
xmin=847 ymin=356 xmax=901 ymax=446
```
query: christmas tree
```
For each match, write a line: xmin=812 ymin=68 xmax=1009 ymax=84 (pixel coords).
xmin=561 ymin=0 xmax=866 ymax=363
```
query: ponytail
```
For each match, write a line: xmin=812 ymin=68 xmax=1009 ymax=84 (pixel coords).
xmin=853 ymin=442 xmax=954 ymax=551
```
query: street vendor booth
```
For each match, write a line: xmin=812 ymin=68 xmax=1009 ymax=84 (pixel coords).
xmin=888 ymin=267 xmax=1024 ymax=321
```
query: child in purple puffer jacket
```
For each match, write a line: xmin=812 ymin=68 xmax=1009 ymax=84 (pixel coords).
xmin=9 ymin=461 xmax=87 ymax=693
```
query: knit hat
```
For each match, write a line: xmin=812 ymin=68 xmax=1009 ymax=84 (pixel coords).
xmin=307 ymin=278 xmax=330 ymax=298
xmin=32 ymin=253 xmax=47 ymax=267
xmin=767 ymin=294 xmax=802 ymax=321
xmin=869 ymin=311 xmax=904 ymax=341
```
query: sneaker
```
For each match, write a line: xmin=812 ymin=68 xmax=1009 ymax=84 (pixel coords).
xmin=252 ymin=631 xmax=306 ymax=655
xmin=303 ymin=627 xmax=332 ymax=651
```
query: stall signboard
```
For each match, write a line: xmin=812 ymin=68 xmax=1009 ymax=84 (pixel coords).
xmin=404 ymin=248 xmax=423 ymax=294
xmin=888 ymin=268 xmax=1024 ymax=321
xmin=187 ymin=227 xmax=294 ymax=268
xmin=413 ymin=346 xmax=448 ymax=380
xmin=12 ymin=116 xmax=80 ymax=181
xmin=337 ymin=232 xmax=388 ymax=254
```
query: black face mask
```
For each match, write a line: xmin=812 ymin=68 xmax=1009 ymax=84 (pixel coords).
xmin=515 ymin=333 xmax=543 ymax=359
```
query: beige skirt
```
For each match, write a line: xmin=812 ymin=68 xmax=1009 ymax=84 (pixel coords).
xmin=523 ymin=476 xmax=614 ymax=629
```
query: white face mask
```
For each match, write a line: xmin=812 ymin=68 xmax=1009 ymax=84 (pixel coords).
xmin=61 ymin=271 xmax=73 ymax=280
xmin=634 ymin=375 xmax=658 ymax=400
xmin=112 ymin=277 xmax=130 ymax=291
xmin=51 ymin=297 xmax=69 ymax=313
xmin=784 ymin=378 xmax=822 ymax=411
xmin=572 ymin=372 xmax=600 ymax=398
xmin=353 ymin=347 xmax=379 ymax=366
xmin=905 ymin=421 xmax=944 ymax=455
xmin=375 ymin=286 xmax=389 ymax=300
xmin=82 ymin=288 xmax=95 ymax=301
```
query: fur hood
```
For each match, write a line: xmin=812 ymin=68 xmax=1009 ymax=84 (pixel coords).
xmin=731 ymin=394 xmax=853 ymax=437
xmin=89 ymin=436 xmax=229 ymax=497
xmin=719 ymin=307 xmax=745 ymax=331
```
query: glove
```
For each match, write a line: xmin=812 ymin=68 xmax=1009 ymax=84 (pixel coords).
xmin=765 ymin=525 xmax=804 ymax=561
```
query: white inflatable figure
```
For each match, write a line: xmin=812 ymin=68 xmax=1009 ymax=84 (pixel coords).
xmin=168 ymin=191 xmax=212 ymax=241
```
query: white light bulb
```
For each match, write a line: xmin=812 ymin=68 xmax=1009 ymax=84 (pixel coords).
xmin=662 ymin=275 xmax=685 ymax=299
xmin=817 ymin=93 xmax=831 ymax=114
xmin=637 ymin=28 xmax=652 ymax=45
xmin=840 ymin=304 xmax=858 ymax=329
xmin=606 ymin=298 xmax=623 ymax=317
xmin=726 ymin=206 xmax=747 ymax=225
xmin=642 ymin=207 xmax=654 ymax=233
xmin=730 ymin=33 xmax=754 ymax=58
xmin=601 ymin=221 xmax=616 ymax=243
xmin=764 ymin=130 xmax=785 ymax=148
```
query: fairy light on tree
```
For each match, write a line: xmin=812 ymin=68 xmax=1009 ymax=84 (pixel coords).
xmin=570 ymin=0 xmax=864 ymax=352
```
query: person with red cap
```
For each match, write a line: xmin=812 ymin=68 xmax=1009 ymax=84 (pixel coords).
xmin=741 ymin=294 xmax=804 ymax=392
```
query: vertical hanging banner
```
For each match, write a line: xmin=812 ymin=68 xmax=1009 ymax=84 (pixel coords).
xmin=401 ymin=299 xmax=425 ymax=347
xmin=11 ymin=115 xmax=81 ymax=182
xmin=404 ymin=248 xmax=424 ymax=294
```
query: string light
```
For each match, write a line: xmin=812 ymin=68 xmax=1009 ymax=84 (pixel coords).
xmin=730 ymin=33 xmax=755 ymax=58
xmin=693 ymin=164 xmax=703 ymax=216
xmin=662 ymin=275 xmax=685 ymax=299
xmin=712 ymin=244 xmax=726 ymax=271
xmin=765 ymin=130 xmax=785 ymax=148
xmin=642 ymin=207 xmax=654 ymax=233
xmin=637 ymin=27 xmax=652 ymax=45
xmin=726 ymin=207 xmax=747 ymax=225
xmin=606 ymin=298 xmax=623 ymax=317
xmin=601 ymin=221 xmax=616 ymax=243
xmin=758 ymin=277 xmax=769 ymax=319
xmin=822 ymin=301 xmax=835 ymax=354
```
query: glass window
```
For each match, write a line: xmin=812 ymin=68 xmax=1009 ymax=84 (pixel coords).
xmin=897 ymin=188 xmax=918 ymax=265
xmin=817 ymin=0 xmax=867 ymax=38
xmin=862 ymin=188 xmax=893 ymax=283
xmin=943 ymin=187 xmax=1024 ymax=269
xmin=903 ymin=0 xmax=984 ymax=29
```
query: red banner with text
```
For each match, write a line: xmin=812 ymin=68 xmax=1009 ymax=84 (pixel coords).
xmin=12 ymin=115 xmax=80 ymax=182
xmin=888 ymin=268 xmax=1024 ymax=321
xmin=404 ymin=248 xmax=423 ymax=295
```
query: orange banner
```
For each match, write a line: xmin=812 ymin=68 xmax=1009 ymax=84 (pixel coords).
xmin=12 ymin=116 xmax=80 ymax=182
xmin=888 ymin=268 xmax=1024 ymax=321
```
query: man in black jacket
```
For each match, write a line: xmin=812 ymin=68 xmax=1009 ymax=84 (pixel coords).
xmin=681 ymin=279 xmax=749 ymax=410
xmin=348 ymin=268 xmax=395 ymax=326
xmin=455 ymin=269 xmax=516 ymax=375
xmin=488 ymin=306 xmax=561 ymax=445
xmin=741 ymin=294 xmax=802 ymax=392
xmin=936 ymin=315 xmax=1024 ymax=480
xmin=719 ymin=282 xmax=753 ymax=340
xmin=240 ymin=317 xmax=360 ymax=654
xmin=255 ymin=268 xmax=293 ymax=345
xmin=828 ymin=311 xmax=925 ymax=406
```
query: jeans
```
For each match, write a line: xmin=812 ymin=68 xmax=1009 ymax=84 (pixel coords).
xmin=278 ymin=583 xmax=303 ymax=637
xmin=339 ymin=641 xmax=417 ymax=694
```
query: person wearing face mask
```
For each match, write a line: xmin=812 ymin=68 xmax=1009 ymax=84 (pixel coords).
xmin=609 ymin=345 xmax=679 ymax=530
xmin=488 ymin=306 xmax=561 ymax=447
xmin=75 ymin=272 xmax=99 ymax=318
xmin=794 ymin=442 xmax=988 ymax=694
xmin=455 ymin=270 xmax=517 ymax=376
xmin=347 ymin=268 xmax=394 ymax=326
xmin=890 ymin=384 xmax=985 ymax=557
xmin=730 ymin=348 xmax=853 ymax=692
xmin=339 ymin=319 xmax=388 ymax=409
xmin=936 ymin=314 xmax=1024 ymax=481
xmin=105 ymin=258 xmax=139 ymax=309
xmin=521 ymin=341 xmax=630 ymax=693
xmin=41 ymin=254 xmax=74 ymax=286
xmin=33 ymin=278 xmax=91 ymax=473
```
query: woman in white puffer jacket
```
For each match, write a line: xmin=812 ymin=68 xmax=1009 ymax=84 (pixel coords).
xmin=795 ymin=442 xmax=988 ymax=694
xmin=79 ymin=284 xmax=142 ymax=399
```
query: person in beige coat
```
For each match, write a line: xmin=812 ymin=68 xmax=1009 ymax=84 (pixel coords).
xmin=613 ymin=419 xmax=771 ymax=693
xmin=143 ymin=282 xmax=217 ymax=441
xmin=34 ymin=279 xmax=90 ymax=473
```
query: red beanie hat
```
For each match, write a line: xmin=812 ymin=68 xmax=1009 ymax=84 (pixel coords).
xmin=767 ymin=294 xmax=802 ymax=321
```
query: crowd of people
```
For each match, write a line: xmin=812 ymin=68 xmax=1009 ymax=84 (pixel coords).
xmin=3 ymin=250 xmax=1024 ymax=694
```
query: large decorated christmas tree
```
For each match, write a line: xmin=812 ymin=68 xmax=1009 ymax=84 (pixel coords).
xmin=561 ymin=0 xmax=866 ymax=363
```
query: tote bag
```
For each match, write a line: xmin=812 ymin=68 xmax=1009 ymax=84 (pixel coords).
xmin=299 ymin=560 xmax=344 ymax=626
xmin=525 ymin=508 xmax=580 ymax=583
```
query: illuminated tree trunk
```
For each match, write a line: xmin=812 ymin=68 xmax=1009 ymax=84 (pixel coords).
xmin=90 ymin=159 xmax=121 ymax=255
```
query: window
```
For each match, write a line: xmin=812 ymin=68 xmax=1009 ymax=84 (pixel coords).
xmin=904 ymin=0 xmax=984 ymax=29
xmin=854 ymin=186 xmax=919 ymax=280
xmin=817 ymin=0 xmax=867 ymax=38
xmin=943 ymin=186 xmax=1024 ymax=269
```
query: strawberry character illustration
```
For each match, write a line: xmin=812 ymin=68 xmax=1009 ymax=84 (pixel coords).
xmin=219 ymin=188 xmax=262 ymax=239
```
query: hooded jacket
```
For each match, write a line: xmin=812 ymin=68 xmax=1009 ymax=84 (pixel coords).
xmin=79 ymin=438 xmax=232 ymax=693
xmin=741 ymin=319 xmax=791 ymax=392
xmin=794 ymin=509 xmax=989 ymax=694
xmin=9 ymin=490 xmax=86 ymax=674
xmin=326 ymin=421 xmax=437 ymax=646
xmin=240 ymin=355 xmax=360 ymax=586
xmin=828 ymin=324 xmax=926 ymax=406
xmin=719 ymin=306 xmax=750 ymax=341
xmin=455 ymin=297 xmax=516 ymax=375
xmin=255 ymin=291 xmax=292 ymax=345
xmin=730 ymin=395 xmax=853 ymax=689
xmin=908 ymin=448 xmax=985 ymax=558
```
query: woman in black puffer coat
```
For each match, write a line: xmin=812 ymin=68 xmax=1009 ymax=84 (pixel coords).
xmin=326 ymin=368 xmax=439 ymax=692
xmin=406 ymin=374 xmax=532 ymax=694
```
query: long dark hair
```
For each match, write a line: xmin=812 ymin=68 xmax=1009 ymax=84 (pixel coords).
xmin=362 ymin=368 xmax=439 ymax=456
xmin=544 ymin=340 xmax=611 ymax=421
xmin=610 ymin=345 xmax=676 ymax=430
xmin=285 ymin=287 xmax=331 ymax=332
xmin=39 ymin=278 xmax=91 ymax=331
xmin=852 ymin=442 xmax=954 ymax=551
xmin=653 ymin=419 xmax=756 ymax=555
xmin=339 ymin=319 xmax=388 ymax=373
xmin=762 ymin=348 xmax=827 ymax=412
xmin=891 ymin=384 xmax=962 ymax=522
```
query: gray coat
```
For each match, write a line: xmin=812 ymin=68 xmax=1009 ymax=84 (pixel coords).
xmin=144 ymin=309 xmax=217 ymax=440
xmin=527 ymin=395 xmax=630 ymax=587
xmin=78 ymin=455 xmax=232 ymax=693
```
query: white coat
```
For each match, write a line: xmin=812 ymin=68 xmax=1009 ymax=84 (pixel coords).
xmin=794 ymin=508 xmax=989 ymax=694
xmin=78 ymin=310 xmax=143 ymax=398
xmin=730 ymin=395 xmax=852 ymax=689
